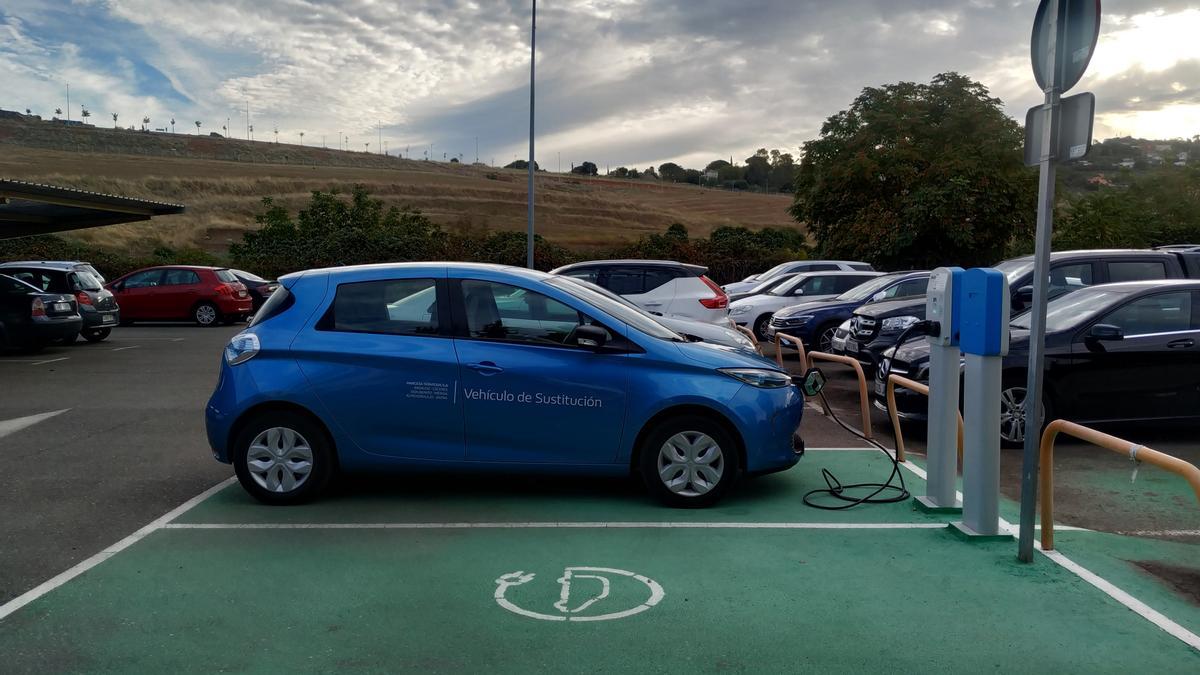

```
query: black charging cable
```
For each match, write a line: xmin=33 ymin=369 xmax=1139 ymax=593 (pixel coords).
xmin=802 ymin=320 xmax=936 ymax=510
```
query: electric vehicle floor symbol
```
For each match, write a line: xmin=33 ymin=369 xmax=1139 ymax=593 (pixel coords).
xmin=494 ymin=567 xmax=665 ymax=622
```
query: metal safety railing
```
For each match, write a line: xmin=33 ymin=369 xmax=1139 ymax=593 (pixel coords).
xmin=885 ymin=374 xmax=964 ymax=464
xmin=732 ymin=323 xmax=762 ymax=354
xmin=1038 ymin=419 xmax=1200 ymax=550
xmin=774 ymin=332 xmax=872 ymax=439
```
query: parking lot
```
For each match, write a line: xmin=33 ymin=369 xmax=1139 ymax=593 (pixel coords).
xmin=1 ymin=326 xmax=1198 ymax=672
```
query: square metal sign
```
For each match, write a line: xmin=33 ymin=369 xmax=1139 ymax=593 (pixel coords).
xmin=1023 ymin=91 xmax=1095 ymax=166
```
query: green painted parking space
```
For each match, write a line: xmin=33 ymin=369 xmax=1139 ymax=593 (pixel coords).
xmin=176 ymin=449 xmax=950 ymax=525
xmin=2 ymin=449 xmax=1197 ymax=673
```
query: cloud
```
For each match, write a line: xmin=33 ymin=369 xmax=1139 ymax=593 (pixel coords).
xmin=3 ymin=1 xmax=1199 ymax=166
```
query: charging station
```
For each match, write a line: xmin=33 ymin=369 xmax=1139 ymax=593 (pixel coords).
xmin=916 ymin=267 xmax=964 ymax=512
xmin=953 ymin=268 xmax=1012 ymax=540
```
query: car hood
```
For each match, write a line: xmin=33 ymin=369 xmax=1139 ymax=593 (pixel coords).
xmin=774 ymin=298 xmax=858 ymax=319
xmin=672 ymin=339 xmax=780 ymax=370
xmin=891 ymin=329 xmax=1032 ymax=368
xmin=657 ymin=316 xmax=757 ymax=354
xmin=854 ymin=297 xmax=926 ymax=319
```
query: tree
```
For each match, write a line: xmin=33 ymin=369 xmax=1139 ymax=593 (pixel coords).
xmin=705 ymin=159 xmax=731 ymax=172
xmin=194 ymin=120 xmax=202 ymax=135
xmin=142 ymin=116 xmax=150 ymax=131
xmin=791 ymin=72 xmax=1037 ymax=269
xmin=571 ymin=161 xmax=598 ymax=176
xmin=24 ymin=108 xmax=31 ymax=115
xmin=54 ymin=108 xmax=62 ymax=117
xmin=274 ymin=126 xmax=279 ymax=143
xmin=684 ymin=169 xmax=702 ymax=185
xmin=658 ymin=162 xmax=687 ymax=182
xmin=610 ymin=166 xmax=629 ymax=178
xmin=112 ymin=112 xmax=118 ymax=128
xmin=504 ymin=159 xmax=540 ymax=170
xmin=299 ymin=131 xmax=305 ymax=146
xmin=744 ymin=148 xmax=771 ymax=190
xmin=643 ymin=166 xmax=658 ymax=180
xmin=1055 ymin=166 xmax=1200 ymax=249
xmin=80 ymin=106 xmax=91 ymax=120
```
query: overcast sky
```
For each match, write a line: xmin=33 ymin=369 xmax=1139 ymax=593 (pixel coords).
xmin=2 ymin=1 xmax=1198 ymax=169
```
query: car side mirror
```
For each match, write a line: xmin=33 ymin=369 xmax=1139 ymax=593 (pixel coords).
xmin=1016 ymin=286 xmax=1033 ymax=302
xmin=800 ymin=368 xmax=826 ymax=396
xmin=573 ymin=324 xmax=608 ymax=350
xmin=1089 ymin=324 xmax=1124 ymax=341
xmin=871 ymin=291 xmax=886 ymax=302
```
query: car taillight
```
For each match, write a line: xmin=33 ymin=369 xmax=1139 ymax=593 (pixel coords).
xmin=76 ymin=291 xmax=93 ymax=305
xmin=31 ymin=297 xmax=46 ymax=317
xmin=698 ymin=275 xmax=729 ymax=309
xmin=215 ymin=284 xmax=233 ymax=296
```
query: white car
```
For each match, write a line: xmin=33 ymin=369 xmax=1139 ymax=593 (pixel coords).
xmin=722 ymin=260 xmax=874 ymax=295
xmin=729 ymin=271 xmax=883 ymax=339
xmin=550 ymin=260 xmax=730 ymax=324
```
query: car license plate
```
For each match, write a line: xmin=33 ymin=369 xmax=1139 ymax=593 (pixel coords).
xmin=102 ymin=313 xmax=116 ymax=324
xmin=844 ymin=340 xmax=858 ymax=354
xmin=831 ymin=336 xmax=845 ymax=352
xmin=874 ymin=380 xmax=886 ymax=397
xmin=54 ymin=302 xmax=71 ymax=311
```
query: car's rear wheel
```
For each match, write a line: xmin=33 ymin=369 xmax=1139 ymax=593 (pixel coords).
xmin=999 ymin=376 xmax=1051 ymax=448
xmin=194 ymin=302 xmax=220 ymax=327
xmin=82 ymin=328 xmax=111 ymax=343
xmin=233 ymin=411 xmax=334 ymax=505
xmin=752 ymin=314 xmax=772 ymax=341
xmin=639 ymin=415 xmax=739 ymax=508
xmin=60 ymin=332 xmax=79 ymax=344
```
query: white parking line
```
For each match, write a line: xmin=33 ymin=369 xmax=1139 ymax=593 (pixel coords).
xmin=895 ymin=458 xmax=1200 ymax=651
xmin=30 ymin=357 xmax=68 ymax=366
xmin=163 ymin=521 xmax=953 ymax=530
xmin=110 ymin=345 xmax=140 ymax=352
xmin=109 ymin=337 xmax=185 ymax=342
xmin=0 ymin=476 xmax=236 ymax=622
xmin=0 ymin=409 xmax=70 ymax=440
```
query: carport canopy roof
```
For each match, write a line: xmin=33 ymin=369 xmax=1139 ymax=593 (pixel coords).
xmin=0 ymin=179 xmax=184 ymax=239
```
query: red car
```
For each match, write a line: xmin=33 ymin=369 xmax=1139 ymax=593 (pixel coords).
xmin=106 ymin=266 xmax=253 ymax=326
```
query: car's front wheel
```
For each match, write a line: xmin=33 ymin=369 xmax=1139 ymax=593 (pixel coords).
xmin=999 ymin=376 xmax=1051 ymax=448
xmin=233 ymin=411 xmax=334 ymax=504
xmin=639 ymin=415 xmax=739 ymax=508
xmin=815 ymin=322 xmax=839 ymax=353
xmin=82 ymin=328 xmax=111 ymax=343
xmin=752 ymin=314 xmax=772 ymax=341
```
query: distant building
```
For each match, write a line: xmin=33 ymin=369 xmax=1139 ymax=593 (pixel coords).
xmin=1087 ymin=174 xmax=1112 ymax=187
xmin=1118 ymin=158 xmax=1136 ymax=169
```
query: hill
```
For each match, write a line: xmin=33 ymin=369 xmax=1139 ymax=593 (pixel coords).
xmin=0 ymin=116 xmax=798 ymax=253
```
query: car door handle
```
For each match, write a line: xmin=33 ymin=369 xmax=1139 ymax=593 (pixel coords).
xmin=1167 ymin=338 xmax=1195 ymax=349
xmin=467 ymin=361 xmax=504 ymax=375
xmin=642 ymin=302 xmax=663 ymax=307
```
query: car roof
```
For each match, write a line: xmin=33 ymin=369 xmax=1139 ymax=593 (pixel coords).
xmin=0 ymin=260 xmax=92 ymax=270
xmin=550 ymin=260 xmax=707 ymax=275
xmin=1080 ymin=279 xmax=1200 ymax=292
xmin=790 ymin=270 xmax=884 ymax=277
xmin=285 ymin=261 xmax=548 ymax=283
xmin=1003 ymin=249 xmax=1181 ymax=263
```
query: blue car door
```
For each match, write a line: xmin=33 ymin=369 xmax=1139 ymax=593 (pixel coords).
xmin=296 ymin=275 xmax=465 ymax=461
xmin=453 ymin=278 xmax=628 ymax=464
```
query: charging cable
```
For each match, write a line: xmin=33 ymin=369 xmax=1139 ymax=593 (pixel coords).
xmin=802 ymin=320 xmax=935 ymax=510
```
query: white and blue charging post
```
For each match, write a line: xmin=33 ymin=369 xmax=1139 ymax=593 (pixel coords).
xmin=953 ymin=269 xmax=1013 ymax=539
xmin=916 ymin=267 xmax=964 ymax=512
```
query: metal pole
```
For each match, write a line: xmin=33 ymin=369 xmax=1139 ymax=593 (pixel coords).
xmin=1018 ymin=0 xmax=1063 ymax=563
xmin=526 ymin=0 xmax=536 ymax=269
xmin=66 ymin=84 xmax=70 ymax=122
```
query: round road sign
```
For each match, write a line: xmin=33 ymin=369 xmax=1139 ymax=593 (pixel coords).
xmin=1031 ymin=0 xmax=1101 ymax=92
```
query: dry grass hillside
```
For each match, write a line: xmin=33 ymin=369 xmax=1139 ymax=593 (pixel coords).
xmin=0 ymin=117 xmax=800 ymax=253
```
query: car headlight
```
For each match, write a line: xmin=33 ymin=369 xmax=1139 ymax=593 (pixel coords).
xmin=786 ymin=314 xmax=814 ymax=324
xmin=718 ymin=367 xmax=792 ymax=388
xmin=881 ymin=315 xmax=920 ymax=332
xmin=224 ymin=332 xmax=260 ymax=365
xmin=729 ymin=305 xmax=751 ymax=316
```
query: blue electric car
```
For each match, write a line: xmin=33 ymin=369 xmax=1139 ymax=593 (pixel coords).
xmin=206 ymin=263 xmax=809 ymax=507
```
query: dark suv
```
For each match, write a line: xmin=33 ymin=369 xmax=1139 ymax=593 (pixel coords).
xmin=838 ymin=249 xmax=1200 ymax=372
xmin=0 ymin=261 xmax=119 ymax=342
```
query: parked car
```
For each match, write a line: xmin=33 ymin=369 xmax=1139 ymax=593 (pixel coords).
xmin=729 ymin=271 xmax=883 ymax=339
xmin=549 ymin=260 xmax=729 ymax=324
xmin=726 ymin=272 xmax=803 ymax=303
xmin=207 ymin=263 xmax=808 ymax=507
xmin=229 ymin=269 xmax=278 ymax=312
xmin=764 ymin=271 xmax=930 ymax=350
xmin=0 ymin=260 xmax=106 ymax=284
xmin=840 ymin=249 xmax=1200 ymax=373
xmin=559 ymin=276 xmax=756 ymax=353
xmin=0 ymin=262 xmax=119 ymax=342
xmin=106 ymin=266 xmax=253 ymax=326
xmin=722 ymin=260 xmax=875 ymax=295
xmin=877 ymin=280 xmax=1200 ymax=446
xmin=0 ymin=273 xmax=82 ymax=351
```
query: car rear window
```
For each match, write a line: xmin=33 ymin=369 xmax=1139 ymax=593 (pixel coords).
xmin=1108 ymin=260 xmax=1168 ymax=283
xmin=248 ymin=286 xmax=293 ymax=327
xmin=71 ymin=270 xmax=104 ymax=291
xmin=215 ymin=269 xmax=238 ymax=283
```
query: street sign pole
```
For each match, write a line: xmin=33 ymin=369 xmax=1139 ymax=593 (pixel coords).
xmin=526 ymin=0 xmax=537 ymax=269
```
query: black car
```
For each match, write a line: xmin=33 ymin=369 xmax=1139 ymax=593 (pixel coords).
xmin=765 ymin=271 xmax=929 ymax=351
xmin=876 ymin=280 xmax=1200 ymax=446
xmin=229 ymin=269 xmax=278 ymax=312
xmin=0 ymin=273 xmax=83 ymax=352
xmin=0 ymin=262 xmax=119 ymax=342
xmin=840 ymin=248 xmax=1200 ymax=372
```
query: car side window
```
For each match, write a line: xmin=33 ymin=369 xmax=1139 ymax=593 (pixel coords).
xmin=894 ymin=278 xmax=929 ymax=298
xmin=1100 ymin=292 xmax=1193 ymax=336
xmin=325 ymin=278 xmax=440 ymax=336
xmin=834 ymin=276 xmax=870 ymax=293
xmin=562 ymin=268 xmax=599 ymax=284
xmin=124 ymin=270 xmax=163 ymax=289
xmin=602 ymin=268 xmax=645 ymax=295
xmin=1108 ymin=260 xmax=1168 ymax=283
xmin=796 ymin=276 xmax=835 ymax=296
xmin=1048 ymin=262 xmax=1094 ymax=296
xmin=162 ymin=269 xmax=201 ymax=285
xmin=642 ymin=268 xmax=679 ymax=293
xmin=462 ymin=280 xmax=585 ymax=346
xmin=1 ymin=276 xmax=29 ymax=294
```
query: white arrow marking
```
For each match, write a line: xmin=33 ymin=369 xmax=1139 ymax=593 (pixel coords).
xmin=0 ymin=409 xmax=70 ymax=440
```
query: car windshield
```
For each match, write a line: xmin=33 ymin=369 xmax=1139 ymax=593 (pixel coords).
xmin=995 ymin=259 xmax=1033 ymax=286
xmin=546 ymin=276 xmax=683 ymax=341
xmin=231 ymin=269 xmax=267 ymax=283
xmin=748 ymin=273 xmax=795 ymax=295
xmin=766 ymin=274 xmax=809 ymax=296
xmin=1010 ymin=286 xmax=1135 ymax=333
xmin=836 ymin=274 xmax=901 ymax=301
xmin=755 ymin=262 xmax=791 ymax=280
